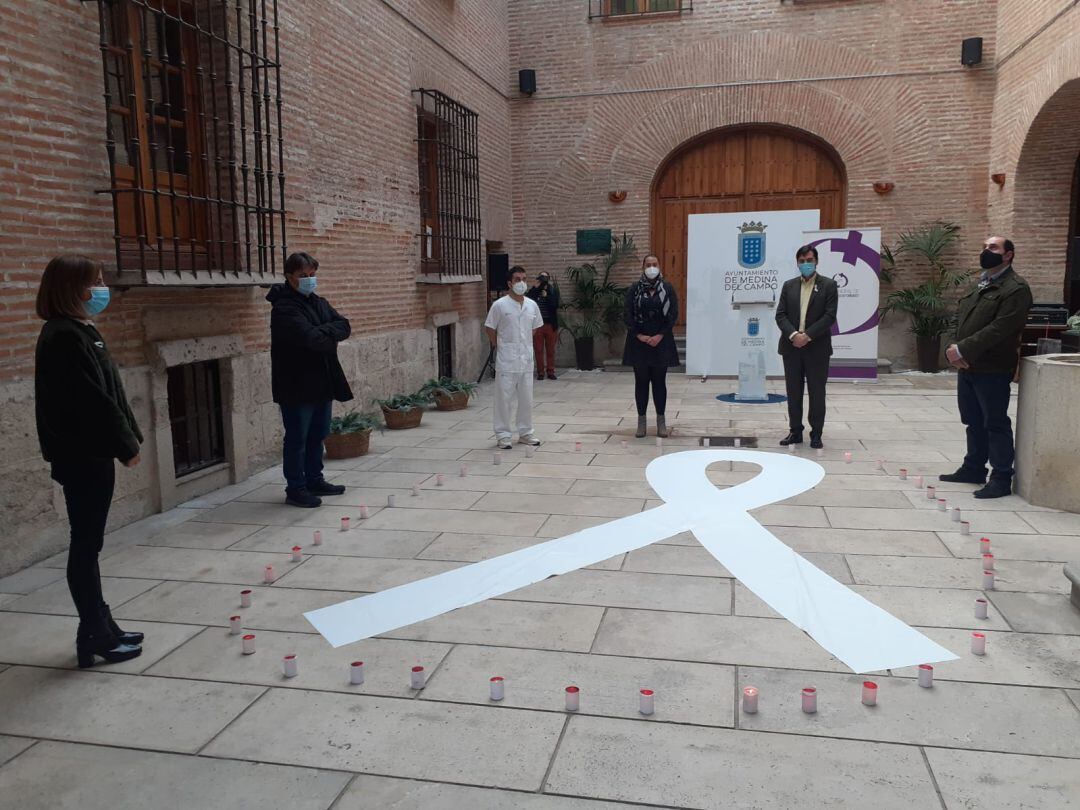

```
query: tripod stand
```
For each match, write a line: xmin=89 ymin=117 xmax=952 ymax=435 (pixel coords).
xmin=477 ymin=345 xmax=496 ymax=383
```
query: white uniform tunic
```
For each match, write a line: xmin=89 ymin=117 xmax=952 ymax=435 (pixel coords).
xmin=484 ymin=294 xmax=543 ymax=440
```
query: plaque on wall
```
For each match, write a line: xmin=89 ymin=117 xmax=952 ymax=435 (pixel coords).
xmin=576 ymin=229 xmax=612 ymax=255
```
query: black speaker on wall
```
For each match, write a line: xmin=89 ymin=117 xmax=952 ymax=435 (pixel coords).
xmin=961 ymin=37 xmax=983 ymax=67
xmin=519 ymin=69 xmax=536 ymax=96
xmin=488 ymin=253 xmax=509 ymax=291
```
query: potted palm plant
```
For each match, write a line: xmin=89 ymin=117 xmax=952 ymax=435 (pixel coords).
xmin=324 ymin=410 xmax=379 ymax=459
xmin=419 ymin=377 xmax=477 ymax=411
xmin=880 ymin=221 xmax=970 ymax=372
xmin=561 ymin=233 xmax=635 ymax=370
xmin=373 ymin=392 xmax=432 ymax=430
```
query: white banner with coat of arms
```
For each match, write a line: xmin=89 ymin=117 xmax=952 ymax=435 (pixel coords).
xmin=686 ymin=209 xmax=821 ymax=376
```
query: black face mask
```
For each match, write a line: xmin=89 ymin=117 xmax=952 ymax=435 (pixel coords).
xmin=980 ymin=249 xmax=1005 ymax=270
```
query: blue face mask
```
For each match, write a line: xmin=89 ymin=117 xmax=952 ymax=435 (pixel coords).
xmin=85 ymin=286 xmax=110 ymax=317
xmin=297 ymin=276 xmax=317 ymax=296
xmin=798 ymin=262 xmax=816 ymax=278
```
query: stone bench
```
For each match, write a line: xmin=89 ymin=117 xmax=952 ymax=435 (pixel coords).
xmin=1067 ymin=563 xmax=1080 ymax=611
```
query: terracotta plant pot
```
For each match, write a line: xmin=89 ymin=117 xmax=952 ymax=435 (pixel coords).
xmin=324 ymin=429 xmax=371 ymax=459
xmin=382 ymin=405 xmax=424 ymax=430
xmin=433 ymin=390 xmax=469 ymax=411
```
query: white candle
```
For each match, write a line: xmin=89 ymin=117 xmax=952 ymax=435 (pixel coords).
xmin=241 ymin=633 xmax=256 ymax=655
xmin=982 ymin=569 xmax=995 ymax=590
xmin=734 ymin=438 xmax=741 ymax=448
xmin=861 ymin=681 xmax=878 ymax=706
xmin=575 ymin=441 xmax=582 ymax=453
xmin=493 ymin=453 xmax=501 ymax=465
xmin=844 ymin=452 xmax=852 ymax=464
xmin=982 ymin=552 xmax=994 ymax=571
xmin=816 ymin=447 xmax=823 ymax=457
xmin=950 ymin=507 xmax=961 ymax=522
xmin=240 ymin=589 xmax=252 ymax=608
xmin=263 ymin=565 xmax=275 ymax=584
xmin=742 ymin=686 xmax=759 ymax=714
xmin=312 ymin=530 xmax=322 ymax=546
xmin=282 ymin=654 xmax=298 ymax=678
xmin=565 ymin=685 xmax=580 ymax=712
xmin=410 ymin=666 xmax=425 ymax=689
xmin=349 ymin=661 xmax=365 ymax=685
xmin=341 ymin=516 xmax=350 ymax=531
xmin=898 ymin=468 xmax=908 ymax=480
xmin=975 ymin=598 xmax=989 ymax=620
xmin=291 ymin=545 xmax=302 ymax=562
xmin=639 ymin=688 xmax=655 ymax=716
xmin=960 ymin=520 xmax=970 ymax=536
xmin=229 ymin=615 xmax=242 ymax=635
xmin=460 ymin=464 xmax=468 ymax=477
xmin=387 ymin=494 xmax=396 ymax=508
xmin=436 ymin=474 xmax=444 ymax=487
xmin=926 ymin=485 xmax=936 ymax=500
xmin=656 ymin=437 xmax=663 ymax=449
xmin=918 ymin=664 xmax=934 ymax=688
xmin=621 ymin=440 xmax=628 ymax=450
xmin=937 ymin=498 xmax=947 ymax=512
xmin=359 ymin=506 xmax=369 ymax=520
xmin=914 ymin=475 xmax=924 ymax=489
xmin=801 ymin=687 xmax=817 ymax=714
xmin=979 ymin=537 xmax=991 ymax=554
xmin=971 ymin=632 xmax=987 ymax=656
xmin=787 ymin=444 xmax=795 ymax=453
xmin=490 ymin=676 xmax=504 ymax=701
xmin=525 ymin=445 xmax=535 ymax=458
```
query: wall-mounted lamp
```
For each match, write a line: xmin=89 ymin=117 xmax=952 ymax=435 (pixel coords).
xmin=873 ymin=182 xmax=894 ymax=195
xmin=991 ymin=173 xmax=1006 ymax=187
xmin=608 ymin=190 xmax=627 ymax=203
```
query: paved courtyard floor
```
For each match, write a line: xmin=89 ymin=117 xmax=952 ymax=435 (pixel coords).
xmin=1 ymin=370 xmax=1079 ymax=808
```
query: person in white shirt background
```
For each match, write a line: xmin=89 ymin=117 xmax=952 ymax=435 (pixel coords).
xmin=484 ymin=266 xmax=544 ymax=450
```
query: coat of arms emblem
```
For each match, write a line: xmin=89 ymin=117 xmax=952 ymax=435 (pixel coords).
xmin=737 ymin=221 xmax=766 ymax=269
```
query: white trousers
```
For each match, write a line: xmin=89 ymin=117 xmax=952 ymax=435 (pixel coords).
xmin=493 ymin=370 xmax=534 ymax=440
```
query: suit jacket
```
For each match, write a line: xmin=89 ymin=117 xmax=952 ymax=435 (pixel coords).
xmin=953 ymin=267 xmax=1032 ymax=375
xmin=774 ymin=274 xmax=839 ymax=357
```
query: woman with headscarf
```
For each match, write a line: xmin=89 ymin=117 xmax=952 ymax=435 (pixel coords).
xmin=622 ymin=254 xmax=679 ymax=438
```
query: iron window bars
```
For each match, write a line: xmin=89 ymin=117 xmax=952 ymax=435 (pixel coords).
xmin=414 ymin=88 xmax=483 ymax=283
xmin=91 ymin=0 xmax=286 ymax=284
xmin=589 ymin=0 xmax=690 ymax=19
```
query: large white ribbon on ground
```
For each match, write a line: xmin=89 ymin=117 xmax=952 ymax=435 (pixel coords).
xmin=305 ymin=450 xmax=957 ymax=673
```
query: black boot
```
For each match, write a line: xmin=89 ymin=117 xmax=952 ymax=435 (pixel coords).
xmin=779 ymin=431 xmax=803 ymax=446
xmin=939 ymin=467 xmax=987 ymax=484
xmin=974 ymin=479 xmax=1012 ymax=499
xmin=76 ymin=626 xmax=141 ymax=669
xmin=809 ymin=434 xmax=823 ymax=449
xmin=285 ymin=487 xmax=322 ymax=508
xmin=308 ymin=479 xmax=346 ymax=497
xmin=102 ymin=604 xmax=143 ymax=646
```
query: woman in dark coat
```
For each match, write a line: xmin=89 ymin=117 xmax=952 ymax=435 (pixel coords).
xmin=622 ymin=254 xmax=679 ymax=438
xmin=35 ymin=256 xmax=144 ymax=668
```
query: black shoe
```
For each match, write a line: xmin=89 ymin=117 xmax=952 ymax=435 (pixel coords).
xmin=285 ymin=488 xmax=322 ymax=508
xmin=308 ymin=479 xmax=346 ymax=497
xmin=974 ymin=479 xmax=1012 ymax=499
xmin=77 ymin=635 xmax=142 ymax=669
xmin=779 ymin=432 xmax=803 ymax=446
xmin=809 ymin=436 xmax=824 ymax=449
xmin=103 ymin=604 xmax=143 ymax=646
xmin=536 ymin=374 xmax=545 ymax=380
xmin=546 ymin=373 xmax=557 ymax=380
xmin=939 ymin=468 xmax=987 ymax=485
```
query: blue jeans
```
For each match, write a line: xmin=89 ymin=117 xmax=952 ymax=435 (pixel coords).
xmin=280 ymin=400 xmax=332 ymax=491
xmin=957 ymin=372 xmax=1015 ymax=483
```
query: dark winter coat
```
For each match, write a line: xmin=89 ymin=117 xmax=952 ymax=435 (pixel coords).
xmin=267 ymin=283 xmax=354 ymax=406
xmin=622 ymin=278 xmax=680 ymax=367
xmin=953 ymin=267 xmax=1033 ymax=375
xmin=35 ymin=317 xmax=143 ymax=463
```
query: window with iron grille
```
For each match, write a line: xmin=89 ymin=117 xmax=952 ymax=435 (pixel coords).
xmin=414 ymin=89 xmax=483 ymax=283
xmin=167 ymin=359 xmax=226 ymax=476
xmin=436 ymin=324 xmax=454 ymax=379
xmin=91 ymin=0 xmax=286 ymax=285
xmin=589 ymin=0 xmax=690 ymax=19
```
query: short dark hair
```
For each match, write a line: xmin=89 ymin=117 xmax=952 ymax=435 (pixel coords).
xmin=795 ymin=244 xmax=819 ymax=262
xmin=285 ymin=252 xmax=319 ymax=275
xmin=36 ymin=255 xmax=101 ymax=320
xmin=1004 ymin=239 xmax=1015 ymax=256
xmin=509 ymin=265 xmax=527 ymax=278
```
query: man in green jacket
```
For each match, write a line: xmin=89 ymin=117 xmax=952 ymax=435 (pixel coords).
xmin=942 ymin=236 xmax=1033 ymax=499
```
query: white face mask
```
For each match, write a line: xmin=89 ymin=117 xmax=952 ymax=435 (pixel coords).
xmin=644 ymin=266 xmax=660 ymax=280
xmin=512 ymin=281 xmax=528 ymax=295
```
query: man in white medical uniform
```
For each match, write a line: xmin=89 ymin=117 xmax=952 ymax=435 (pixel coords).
xmin=484 ymin=265 xmax=544 ymax=450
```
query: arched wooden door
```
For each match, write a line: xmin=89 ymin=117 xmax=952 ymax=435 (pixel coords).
xmin=650 ymin=126 xmax=846 ymax=329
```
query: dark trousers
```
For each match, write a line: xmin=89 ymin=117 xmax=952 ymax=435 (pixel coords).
xmin=782 ymin=349 xmax=829 ymax=436
xmin=280 ymin=400 xmax=332 ymax=491
xmin=533 ymin=323 xmax=558 ymax=375
xmin=634 ymin=364 xmax=668 ymax=416
xmin=957 ymin=372 xmax=1015 ymax=482
xmin=51 ymin=457 xmax=116 ymax=640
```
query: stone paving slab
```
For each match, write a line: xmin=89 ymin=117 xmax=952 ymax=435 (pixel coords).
xmin=148 ymin=626 xmax=452 ymax=697
xmin=847 ymin=555 xmax=1069 ymax=594
xmin=204 ymin=688 xmax=566 ymax=790
xmin=272 ymin=555 xmax=461 ymax=591
xmin=0 ymin=740 xmax=352 ymax=810
xmin=623 ymin=544 xmax=853 ymax=584
xmin=373 ymin=458 xmax=516 ymax=477
xmin=114 ymin=580 xmax=359 ymax=633
xmin=749 ymin=504 xmax=831 ymax=527
xmin=361 ymin=507 xmax=547 ymax=536
xmin=417 ymin=533 xmax=623 ymax=570
xmin=338 ymin=774 xmax=640 ymax=809
xmin=924 ymin=748 xmax=1080 ymax=810
xmin=0 ymin=736 xmax=34 ymax=768
xmin=900 ymin=489 xmax=1058 ymax=512
xmin=4 ymin=576 xmax=159 ymax=616
xmin=733 ymin=582 xmax=1011 ymax=630
xmin=1015 ymin=511 xmax=1080 ymax=535
xmin=503 ymin=569 xmax=731 ymax=614
xmin=0 ymin=566 xmax=66 ymax=594
xmin=936 ymin=530 xmax=1080 ymax=562
xmin=139 ymin=521 xmax=264 ymax=549
xmin=737 ymin=666 xmax=1080 ymax=757
xmin=0 ymin=612 xmax=201 ymax=674
xmin=239 ymin=483 xmax=485 ymax=511
xmin=768 ymin=526 xmax=951 ymax=556
xmin=988 ymin=591 xmax=1080 ymax=635
xmin=190 ymin=500 xmax=369 ymax=528
xmin=0 ymin=667 xmax=264 ymax=753
xmin=535 ymin=514 xmax=611 ymax=537
xmin=0 ymin=594 xmax=18 ymax=608
xmin=99 ymin=545 xmax=299 ymax=586
xmin=510 ymin=463 xmax=646 ymax=482
xmin=781 ymin=488 xmax=912 ymax=508
xmin=425 ymin=475 xmax=575 ymax=495
xmin=825 ymin=506 xmax=1035 ymax=534
xmin=230 ymin=525 xmax=437 ymax=559
xmin=473 ymin=492 xmax=645 ymax=518
xmin=544 ymin=715 xmax=941 ymax=809
xmin=419 ymin=644 xmax=735 ymax=727
xmin=592 ymin=609 xmax=853 ymax=673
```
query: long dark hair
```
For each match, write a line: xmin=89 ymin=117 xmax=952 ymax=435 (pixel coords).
xmin=36 ymin=255 xmax=101 ymax=320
